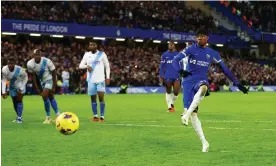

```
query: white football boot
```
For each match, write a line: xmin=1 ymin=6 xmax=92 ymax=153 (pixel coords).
xmin=43 ymin=117 xmax=52 ymax=124
xmin=202 ymin=141 xmax=209 ymax=152
xmin=181 ymin=113 xmax=190 ymax=126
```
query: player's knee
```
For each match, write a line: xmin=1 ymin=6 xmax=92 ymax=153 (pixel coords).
xmin=98 ymin=95 xmax=104 ymax=102
xmin=166 ymin=88 xmax=172 ymax=94
xmin=91 ymin=96 xmax=97 ymax=102
xmin=16 ymin=99 xmax=23 ymax=103
xmin=42 ymin=96 xmax=48 ymax=101
xmin=173 ymin=91 xmax=179 ymax=96
xmin=199 ymin=85 xmax=208 ymax=95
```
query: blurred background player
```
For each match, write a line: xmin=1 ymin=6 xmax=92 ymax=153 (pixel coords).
xmin=172 ymin=28 xmax=248 ymax=152
xmin=1 ymin=57 xmax=28 ymax=123
xmin=27 ymin=49 xmax=60 ymax=124
xmin=62 ymin=67 xmax=70 ymax=94
xmin=159 ymin=41 xmax=181 ymax=112
xmin=79 ymin=42 xmax=110 ymax=122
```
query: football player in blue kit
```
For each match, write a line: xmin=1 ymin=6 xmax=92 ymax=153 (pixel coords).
xmin=172 ymin=28 xmax=248 ymax=152
xmin=159 ymin=41 xmax=181 ymax=112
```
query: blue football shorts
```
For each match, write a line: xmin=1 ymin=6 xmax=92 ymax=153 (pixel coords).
xmin=182 ymin=79 xmax=209 ymax=112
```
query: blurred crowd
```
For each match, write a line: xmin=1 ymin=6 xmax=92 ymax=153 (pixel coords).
xmin=1 ymin=1 xmax=217 ymax=33
xmin=1 ymin=37 xmax=276 ymax=94
xmin=226 ymin=1 xmax=276 ymax=32
xmin=1 ymin=37 xmax=162 ymax=94
xmin=209 ymin=56 xmax=276 ymax=89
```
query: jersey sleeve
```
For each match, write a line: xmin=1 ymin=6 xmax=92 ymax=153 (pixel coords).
xmin=172 ymin=46 xmax=192 ymax=71
xmin=214 ymin=51 xmax=239 ymax=85
xmin=212 ymin=51 xmax=222 ymax=64
xmin=79 ymin=53 xmax=88 ymax=69
xmin=1 ymin=67 xmax=7 ymax=94
xmin=47 ymin=59 xmax=56 ymax=71
xmin=102 ymin=52 xmax=110 ymax=79
xmin=159 ymin=53 xmax=166 ymax=77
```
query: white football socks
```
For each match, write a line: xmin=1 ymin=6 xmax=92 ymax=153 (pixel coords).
xmin=191 ymin=114 xmax=207 ymax=145
xmin=171 ymin=94 xmax=178 ymax=105
xmin=166 ymin=93 xmax=172 ymax=108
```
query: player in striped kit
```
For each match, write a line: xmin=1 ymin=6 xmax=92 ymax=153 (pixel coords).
xmin=79 ymin=42 xmax=110 ymax=122
xmin=2 ymin=58 xmax=28 ymax=123
xmin=27 ymin=49 xmax=60 ymax=124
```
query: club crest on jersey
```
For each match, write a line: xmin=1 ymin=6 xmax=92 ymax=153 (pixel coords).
xmin=206 ymin=54 xmax=210 ymax=59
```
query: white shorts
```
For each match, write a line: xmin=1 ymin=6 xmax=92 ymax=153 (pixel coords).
xmin=87 ymin=81 xmax=105 ymax=96
xmin=41 ymin=80 xmax=53 ymax=90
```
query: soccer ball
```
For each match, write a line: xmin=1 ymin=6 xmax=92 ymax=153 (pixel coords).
xmin=56 ymin=112 xmax=79 ymax=135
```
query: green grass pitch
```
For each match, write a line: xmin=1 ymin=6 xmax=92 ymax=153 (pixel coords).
xmin=2 ymin=92 xmax=276 ymax=166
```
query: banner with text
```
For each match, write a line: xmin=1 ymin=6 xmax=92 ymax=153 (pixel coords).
xmin=1 ymin=19 xmax=229 ymax=44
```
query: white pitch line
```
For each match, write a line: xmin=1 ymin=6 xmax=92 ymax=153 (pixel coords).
xmin=205 ymin=120 xmax=273 ymax=123
xmin=205 ymin=120 xmax=242 ymax=123
xmin=98 ymin=123 xmax=276 ymax=131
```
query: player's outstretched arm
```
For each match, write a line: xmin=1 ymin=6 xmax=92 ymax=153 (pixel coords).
xmin=218 ymin=61 xmax=248 ymax=94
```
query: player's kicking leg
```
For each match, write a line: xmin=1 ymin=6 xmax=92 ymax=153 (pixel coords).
xmin=181 ymin=85 xmax=208 ymax=126
xmin=88 ymin=82 xmax=99 ymax=122
xmin=171 ymin=79 xmax=180 ymax=112
xmin=164 ymin=79 xmax=174 ymax=112
xmin=181 ymin=82 xmax=209 ymax=152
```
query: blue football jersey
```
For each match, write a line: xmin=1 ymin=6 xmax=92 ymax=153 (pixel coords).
xmin=159 ymin=51 xmax=180 ymax=79
xmin=173 ymin=44 xmax=222 ymax=83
